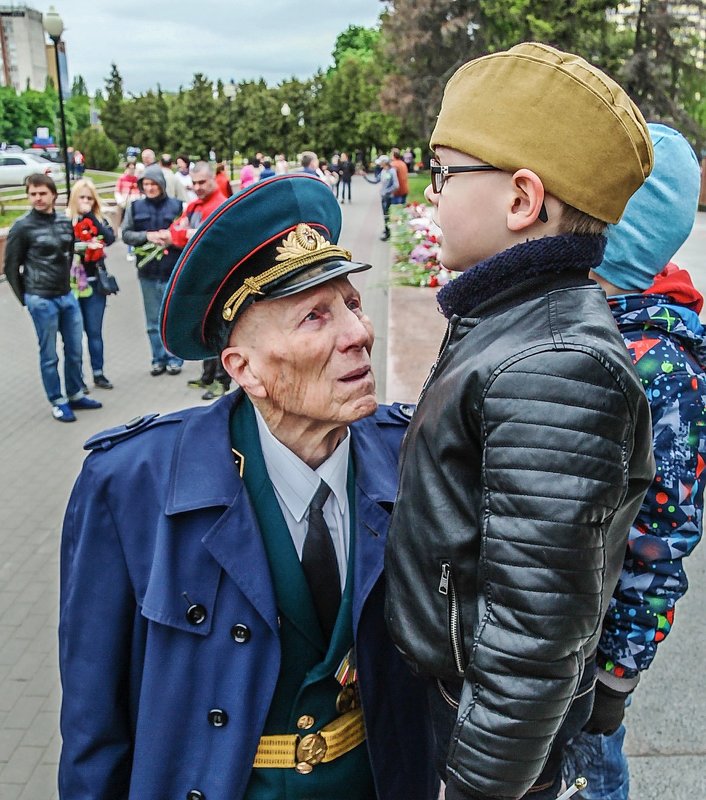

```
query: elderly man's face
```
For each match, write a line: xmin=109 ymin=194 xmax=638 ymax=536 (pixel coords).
xmin=223 ymin=277 xmax=376 ymax=427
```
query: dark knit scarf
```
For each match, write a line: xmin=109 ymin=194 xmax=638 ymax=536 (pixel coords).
xmin=436 ymin=234 xmax=606 ymax=320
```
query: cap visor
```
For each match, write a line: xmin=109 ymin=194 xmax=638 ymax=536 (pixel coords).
xmin=267 ymin=258 xmax=372 ymax=300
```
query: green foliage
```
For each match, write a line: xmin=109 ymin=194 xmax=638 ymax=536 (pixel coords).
xmin=75 ymin=127 xmax=119 ymax=170
xmin=163 ymin=74 xmax=218 ymax=158
xmin=332 ymin=25 xmax=381 ymax=68
xmin=618 ymin=0 xmax=706 ymax=148
xmin=100 ymin=63 xmax=131 ymax=151
xmin=72 ymin=75 xmax=89 ymax=97
xmin=0 ymin=87 xmax=32 ymax=143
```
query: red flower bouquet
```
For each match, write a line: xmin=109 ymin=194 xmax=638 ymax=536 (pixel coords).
xmin=73 ymin=217 xmax=105 ymax=263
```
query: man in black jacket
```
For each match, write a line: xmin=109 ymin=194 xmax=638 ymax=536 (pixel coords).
xmin=385 ymin=44 xmax=655 ymax=800
xmin=4 ymin=174 xmax=102 ymax=422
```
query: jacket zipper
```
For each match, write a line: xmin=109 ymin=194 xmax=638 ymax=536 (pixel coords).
xmin=439 ymin=561 xmax=464 ymax=675
xmin=418 ymin=318 xmax=457 ymax=406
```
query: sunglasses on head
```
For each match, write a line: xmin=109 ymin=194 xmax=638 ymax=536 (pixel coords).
xmin=429 ymin=157 xmax=548 ymax=223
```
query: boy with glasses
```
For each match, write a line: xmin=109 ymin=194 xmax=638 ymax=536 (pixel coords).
xmin=385 ymin=43 xmax=656 ymax=800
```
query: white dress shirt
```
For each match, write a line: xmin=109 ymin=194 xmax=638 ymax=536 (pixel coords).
xmin=254 ymin=407 xmax=351 ymax=591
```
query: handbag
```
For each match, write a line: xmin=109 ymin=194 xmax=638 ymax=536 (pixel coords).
xmin=95 ymin=264 xmax=119 ymax=296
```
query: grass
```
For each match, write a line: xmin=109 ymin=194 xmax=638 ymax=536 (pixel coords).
xmin=0 ymin=209 xmax=27 ymax=227
xmin=406 ymin=172 xmax=429 ymax=205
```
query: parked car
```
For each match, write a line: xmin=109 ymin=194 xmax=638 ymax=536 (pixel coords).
xmin=0 ymin=153 xmax=65 ymax=187
xmin=24 ymin=146 xmax=63 ymax=164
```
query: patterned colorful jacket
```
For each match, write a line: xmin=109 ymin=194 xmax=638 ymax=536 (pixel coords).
xmin=598 ymin=264 xmax=706 ymax=685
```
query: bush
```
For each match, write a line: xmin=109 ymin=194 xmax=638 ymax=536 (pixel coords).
xmin=74 ymin=128 xmax=119 ymax=171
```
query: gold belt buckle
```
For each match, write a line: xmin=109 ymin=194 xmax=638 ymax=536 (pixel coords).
xmin=296 ymin=732 xmax=327 ymax=768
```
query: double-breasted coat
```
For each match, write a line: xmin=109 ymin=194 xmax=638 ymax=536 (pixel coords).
xmin=58 ymin=391 xmax=436 ymax=800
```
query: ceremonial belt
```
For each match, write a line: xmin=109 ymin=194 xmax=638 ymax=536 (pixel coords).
xmin=253 ymin=707 xmax=365 ymax=771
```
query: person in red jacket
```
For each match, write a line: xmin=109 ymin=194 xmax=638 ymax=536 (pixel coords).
xmin=169 ymin=162 xmax=230 ymax=398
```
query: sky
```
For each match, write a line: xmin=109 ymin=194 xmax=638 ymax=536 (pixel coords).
xmin=41 ymin=0 xmax=384 ymax=94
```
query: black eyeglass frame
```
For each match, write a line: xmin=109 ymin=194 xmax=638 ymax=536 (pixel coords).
xmin=429 ymin=158 xmax=499 ymax=193
xmin=428 ymin=157 xmax=549 ymax=223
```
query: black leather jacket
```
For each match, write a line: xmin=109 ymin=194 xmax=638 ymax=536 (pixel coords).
xmin=385 ymin=264 xmax=653 ymax=799
xmin=4 ymin=209 xmax=75 ymax=305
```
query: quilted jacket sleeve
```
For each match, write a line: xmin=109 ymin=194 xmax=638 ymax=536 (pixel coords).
xmin=445 ymin=349 xmax=652 ymax=800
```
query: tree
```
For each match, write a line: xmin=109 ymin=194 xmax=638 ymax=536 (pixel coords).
xmin=165 ymin=74 xmax=218 ymax=158
xmin=0 ymin=87 xmax=32 ymax=143
xmin=75 ymin=127 xmax=119 ymax=170
xmin=128 ymin=88 xmax=168 ymax=153
xmin=379 ymin=0 xmax=630 ymax=143
xmin=332 ymin=25 xmax=381 ymax=68
xmin=618 ymin=0 xmax=706 ymax=147
xmin=71 ymin=75 xmax=89 ymax=97
xmin=101 ymin=63 xmax=131 ymax=151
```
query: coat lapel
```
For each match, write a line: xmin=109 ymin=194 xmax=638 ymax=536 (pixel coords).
xmin=163 ymin=392 xmax=279 ymax=634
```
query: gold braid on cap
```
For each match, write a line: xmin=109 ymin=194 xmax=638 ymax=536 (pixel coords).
xmin=222 ymin=224 xmax=352 ymax=322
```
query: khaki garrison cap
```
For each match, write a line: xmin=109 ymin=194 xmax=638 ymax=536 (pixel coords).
xmin=430 ymin=42 xmax=654 ymax=224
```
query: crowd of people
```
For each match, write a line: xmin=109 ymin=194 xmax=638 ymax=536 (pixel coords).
xmin=4 ymin=43 xmax=705 ymax=800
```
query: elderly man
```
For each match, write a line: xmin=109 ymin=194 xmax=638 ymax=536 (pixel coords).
xmin=58 ymin=174 xmax=436 ymax=800
xmin=169 ymin=160 xmax=229 ymax=398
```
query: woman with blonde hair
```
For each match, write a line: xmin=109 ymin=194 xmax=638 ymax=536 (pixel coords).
xmin=68 ymin=179 xmax=116 ymax=389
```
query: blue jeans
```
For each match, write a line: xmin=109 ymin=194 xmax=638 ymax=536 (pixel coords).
xmin=138 ymin=275 xmax=183 ymax=368
xmin=391 ymin=195 xmax=407 ymax=205
xmin=78 ymin=284 xmax=107 ymax=374
xmin=25 ymin=292 xmax=84 ymax=405
xmin=561 ymin=725 xmax=629 ymax=800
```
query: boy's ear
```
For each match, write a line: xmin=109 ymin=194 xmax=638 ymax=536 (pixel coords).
xmin=221 ymin=346 xmax=267 ymax=399
xmin=507 ymin=169 xmax=546 ymax=232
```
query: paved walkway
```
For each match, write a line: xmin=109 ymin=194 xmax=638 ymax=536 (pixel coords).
xmin=0 ymin=181 xmax=704 ymax=798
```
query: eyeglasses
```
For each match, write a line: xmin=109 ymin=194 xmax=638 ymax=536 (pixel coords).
xmin=429 ymin=157 xmax=499 ymax=193
xmin=429 ymin=157 xmax=549 ymax=223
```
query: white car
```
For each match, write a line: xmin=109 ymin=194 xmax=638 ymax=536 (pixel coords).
xmin=0 ymin=152 xmax=65 ymax=187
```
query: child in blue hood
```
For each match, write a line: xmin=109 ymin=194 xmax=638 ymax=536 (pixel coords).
xmin=562 ymin=123 xmax=706 ymax=799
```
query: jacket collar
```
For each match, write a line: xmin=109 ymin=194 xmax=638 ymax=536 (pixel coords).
xmin=437 ymin=234 xmax=605 ymax=319
xmin=165 ymin=391 xmax=399 ymax=514
xmin=164 ymin=392 xmax=241 ymax=514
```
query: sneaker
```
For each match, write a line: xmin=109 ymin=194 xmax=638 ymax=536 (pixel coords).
xmin=202 ymin=384 xmax=228 ymax=400
xmin=187 ymin=378 xmax=210 ymax=389
xmin=166 ymin=364 xmax=182 ymax=375
xmin=380 ymin=231 xmax=390 ymax=241
xmin=52 ymin=403 xmax=76 ymax=422
xmin=93 ymin=374 xmax=114 ymax=390
xmin=150 ymin=364 xmax=166 ymax=376
xmin=126 ymin=253 xmax=136 ymax=262
xmin=69 ymin=397 xmax=103 ymax=410
xmin=81 ymin=382 xmax=91 ymax=395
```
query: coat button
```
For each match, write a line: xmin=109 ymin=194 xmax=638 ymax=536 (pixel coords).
xmin=208 ymin=708 xmax=228 ymax=727
xmin=186 ymin=792 xmax=205 ymax=800
xmin=297 ymin=714 xmax=315 ymax=730
xmin=231 ymin=623 xmax=251 ymax=643
xmin=186 ymin=604 xmax=207 ymax=625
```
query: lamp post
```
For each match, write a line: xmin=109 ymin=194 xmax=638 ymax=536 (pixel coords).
xmin=43 ymin=6 xmax=70 ymax=202
xmin=280 ymin=102 xmax=291 ymax=163
xmin=223 ymin=81 xmax=237 ymax=181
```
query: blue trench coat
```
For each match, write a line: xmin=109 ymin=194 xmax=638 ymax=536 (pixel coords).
xmin=59 ymin=392 xmax=436 ymax=800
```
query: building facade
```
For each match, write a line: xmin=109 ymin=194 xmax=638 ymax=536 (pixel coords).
xmin=0 ymin=5 xmax=48 ymax=92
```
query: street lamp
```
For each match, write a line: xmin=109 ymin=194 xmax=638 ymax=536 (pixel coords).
xmin=43 ymin=6 xmax=70 ymax=202
xmin=280 ymin=102 xmax=291 ymax=163
xmin=223 ymin=81 xmax=237 ymax=180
